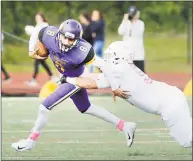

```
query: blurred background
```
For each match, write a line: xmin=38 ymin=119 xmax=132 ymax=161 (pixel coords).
xmin=1 ymin=1 xmax=192 ymax=96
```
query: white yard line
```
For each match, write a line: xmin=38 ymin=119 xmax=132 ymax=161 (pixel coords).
xmin=2 ymin=128 xmax=168 ymax=133
xmin=2 ymin=96 xmax=112 ymax=102
xmin=2 ymin=96 xmax=192 ymax=102
xmin=2 ymin=140 xmax=175 ymax=145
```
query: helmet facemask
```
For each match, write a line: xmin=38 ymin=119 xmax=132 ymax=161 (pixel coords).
xmin=104 ymin=47 xmax=120 ymax=65
xmin=58 ymin=31 xmax=80 ymax=52
xmin=104 ymin=41 xmax=134 ymax=65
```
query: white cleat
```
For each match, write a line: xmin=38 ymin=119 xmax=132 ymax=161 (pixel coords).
xmin=11 ymin=139 xmax=36 ymax=152
xmin=123 ymin=122 xmax=136 ymax=147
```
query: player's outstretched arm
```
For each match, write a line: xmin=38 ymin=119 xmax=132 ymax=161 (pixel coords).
xmin=76 ymin=76 xmax=98 ymax=89
xmin=60 ymin=74 xmax=130 ymax=99
xmin=59 ymin=74 xmax=99 ymax=89
xmin=59 ymin=50 xmax=130 ymax=98
xmin=70 ymin=76 xmax=130 ymax=99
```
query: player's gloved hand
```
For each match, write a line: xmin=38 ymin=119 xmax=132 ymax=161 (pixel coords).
xmin=57 ymin=75 xmax=67 ymax=85
xmin=29 ymin=48 xmax=48 ymax=60
xmin=29 ymin=48 xmax=39 ymax=57
xmin=112 ymin=88 xmax=131 ymax=102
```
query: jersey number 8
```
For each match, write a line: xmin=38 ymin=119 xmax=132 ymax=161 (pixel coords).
xmin=79 ymin=46 xmax=87 ymax=52
xmin=47 ymin=30 xmax=55 ymax=37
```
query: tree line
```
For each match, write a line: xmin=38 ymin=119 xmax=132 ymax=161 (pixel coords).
xmin=2 ymin=1 xmax=192 ymax=38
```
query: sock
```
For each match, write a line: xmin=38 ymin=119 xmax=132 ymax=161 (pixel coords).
xmin=84 ymin=104 xmax=124 ymax=131
xmin=28 ymin=104 xmax=50 ymax=141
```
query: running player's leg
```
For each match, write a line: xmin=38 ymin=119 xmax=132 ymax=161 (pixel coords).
xmin=70 ymin=88 xmax=136 ymax=147
xmin=161 ymin=88 xmax=192 ymax=148
xmin=11 ymin=83 xmax=80 ymax=151
xmin=30 ymin=83 xmax=80 ymax=135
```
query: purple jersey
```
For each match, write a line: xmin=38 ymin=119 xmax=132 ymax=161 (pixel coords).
xmin=41 ymin=26 xmax=92 ymax=77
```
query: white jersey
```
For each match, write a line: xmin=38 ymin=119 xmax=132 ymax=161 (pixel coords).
xmin=96 ymin=61 xmax=176 ymax=115
xmin=96 ymin=60 xmax=192 ymax=147
xmin=92 ymin=41 xmax=192 ymax=148
xmin=93 ymin=41 xmax=177 ymax=115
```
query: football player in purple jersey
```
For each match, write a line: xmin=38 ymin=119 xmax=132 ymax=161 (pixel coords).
xmin=11 ymin=19 xmax=136 ymax=152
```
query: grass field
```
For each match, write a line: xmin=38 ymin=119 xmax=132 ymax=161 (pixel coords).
xmin=2 ymin=33 xmax=192 ymax=73
xmin=2 ymin=96 xmax=192 ymax=160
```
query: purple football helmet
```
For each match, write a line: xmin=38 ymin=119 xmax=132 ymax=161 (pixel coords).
xmin=58 ymin=19 xmax=83 ymax=52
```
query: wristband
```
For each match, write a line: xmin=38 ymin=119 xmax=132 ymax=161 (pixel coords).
xmin=66 ymin=77 xmax=77 ymax=85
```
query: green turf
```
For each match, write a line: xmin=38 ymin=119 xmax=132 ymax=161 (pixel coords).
xmin=2 ymin=33 xmax=192 ymax=73
xmin=2 ymin=96 xmax=192 ymax=160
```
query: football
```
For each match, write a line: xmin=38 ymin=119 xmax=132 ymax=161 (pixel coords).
xmin=35 ymin=41 xmax=49 ymax=57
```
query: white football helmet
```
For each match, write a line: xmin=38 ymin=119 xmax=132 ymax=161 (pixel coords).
xmin=104 ymin=41 xmax=134 ymax=65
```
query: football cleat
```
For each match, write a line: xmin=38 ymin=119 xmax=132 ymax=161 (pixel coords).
xmin=123 ymin=122 xmax=136 ymax=147
xmin=11 ymin=139 xmax=36 ymax=152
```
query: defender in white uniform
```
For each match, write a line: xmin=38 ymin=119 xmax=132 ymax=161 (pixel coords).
xmin=65 ymin=41 xmax=192 ymax=148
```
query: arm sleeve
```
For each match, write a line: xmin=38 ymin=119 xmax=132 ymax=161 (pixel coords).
xmin=118 ymin=20 xmax=129 ymax=36
xmin=79 ymin=47 xmax=95 ymax=66
xmin=92 ymin=56 xmax=121 ymax=90
xmin=100 ymin=65 xmax=121 ymax=90
xmin=95 ymin=73 xmax=111 ymax=89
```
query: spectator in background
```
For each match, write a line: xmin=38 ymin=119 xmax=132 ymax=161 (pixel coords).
xmin=90 ymin=9 xmax=105 ymax=72
xmin=91 ymin=10 xmax=105 ymax=58
xmin=118 ymin=6 xmax=145 ymax=72
xmin=1 ymin=31 xmax=11 ymax=83
xmin=25 ymin=12 xmax=56 ymax=87
xmin=79 ymin=12 xmax=93 ymax=45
